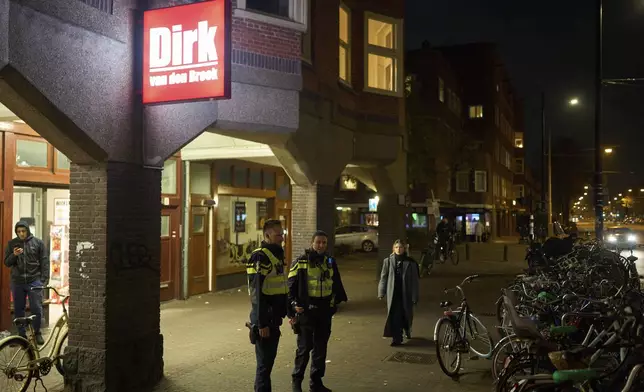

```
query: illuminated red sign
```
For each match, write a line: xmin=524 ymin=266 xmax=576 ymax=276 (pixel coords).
xmin=142 ymin=0 xmax=231 ymax=104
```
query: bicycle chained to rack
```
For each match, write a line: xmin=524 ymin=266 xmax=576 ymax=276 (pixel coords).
xmin=0 ymin=285 xmax=70 ymax=392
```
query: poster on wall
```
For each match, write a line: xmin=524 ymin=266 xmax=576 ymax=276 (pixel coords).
xmin=256 ymin=201 xmax=267 ymax=229
xmin=54 ymin=199 xmax=70 ymax=225
xmin=234 ymin=201 xmax=246 ymax=233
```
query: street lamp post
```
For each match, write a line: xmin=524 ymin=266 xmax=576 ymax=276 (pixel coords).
xmin=594 ymin=0 xmax=604 ymax=239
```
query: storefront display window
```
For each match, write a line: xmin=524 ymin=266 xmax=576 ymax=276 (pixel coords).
xmin=56 ymin=149 xmax=70 ymax=170
xmin=161 ymin=160 xmax=177 ymax=195
xmin=16 ymin=139 xmax=48 ymax=168
xmin=363 ymin=212 xmax=379 ymax=226
xmin=465 ymin=213 xmax=481 ymax=235
xmin=216 ymin=195 xmax=268 ymax=272
xmin=411 ymin=213 xmax=428 ymax=228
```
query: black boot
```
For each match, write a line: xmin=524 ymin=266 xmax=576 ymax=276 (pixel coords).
xmin=35 ymin=333 xmax=45 ymax=346
xmin=292 ymin=379 xmax=303 ymax=392
xmin=310 ymin=385 xmax=332 ymax=392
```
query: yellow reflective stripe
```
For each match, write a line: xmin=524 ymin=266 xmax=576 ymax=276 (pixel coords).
xmin=246 ymin=267 xmax=257 ymax=274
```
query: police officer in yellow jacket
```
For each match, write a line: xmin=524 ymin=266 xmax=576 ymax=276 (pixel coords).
xmin=247 ymin=219 xmax=288 ymax=392
xmin=288 ymin=230 xmax=348 ymax=392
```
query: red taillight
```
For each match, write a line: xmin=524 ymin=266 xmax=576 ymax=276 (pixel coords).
xmin=443 ymin=311 xmax=453 ymax=316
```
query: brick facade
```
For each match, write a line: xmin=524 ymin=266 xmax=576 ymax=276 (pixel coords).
xmin=65 ymin=162 xmax=163 ymax=391
xmin=291 ymin=184 xmax=336 ymax=260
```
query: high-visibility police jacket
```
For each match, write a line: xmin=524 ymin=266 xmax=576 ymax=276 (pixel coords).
xmin=247 ymin=248 xmax=288 ymax=296
xmin=247 ymin=244 xmax=288 ymax=327
xmin=288 ymin=252 xmax=335 ymax=313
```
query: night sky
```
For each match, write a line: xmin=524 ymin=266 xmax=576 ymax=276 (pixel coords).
xmin=406 ymin=0 xmax=644 ymax=192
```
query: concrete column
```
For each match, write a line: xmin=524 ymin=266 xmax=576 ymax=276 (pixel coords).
xmin=291 ymin=183 xmax=336 ymax=259
xmin=375 ymin=193 xmax=406 ymax=279
xmin=65 ymin=162 xmax=163 ymax=392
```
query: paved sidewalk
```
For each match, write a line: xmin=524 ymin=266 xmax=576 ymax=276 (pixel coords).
xmin=42 ymin=255 xmax=525 ymax=391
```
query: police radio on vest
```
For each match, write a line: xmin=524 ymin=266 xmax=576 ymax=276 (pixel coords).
xmin=149 ymin=21 xmax=218 ymax=69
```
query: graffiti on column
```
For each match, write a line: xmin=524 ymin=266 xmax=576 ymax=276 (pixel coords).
xmin=110 ymin=241 xmax=159 ymax=274
xmin=75 ymin=241 xmax=95 ymax=280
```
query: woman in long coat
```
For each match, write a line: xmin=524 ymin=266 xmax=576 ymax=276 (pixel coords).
xmin=378 ymin=239 xmax=420 ymax=346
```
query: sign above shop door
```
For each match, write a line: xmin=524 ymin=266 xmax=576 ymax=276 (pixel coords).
xmin=142 ymin=0 xmax=231 ymax=104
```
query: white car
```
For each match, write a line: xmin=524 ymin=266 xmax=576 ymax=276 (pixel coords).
xmin=334 ymin=225 xmax=379 ymax=252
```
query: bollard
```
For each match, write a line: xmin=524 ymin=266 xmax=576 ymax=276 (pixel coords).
xmin=503 ymin=244 xmax=508 ymax=262
xmin=465 ymin=243 xmax=470 ymax=261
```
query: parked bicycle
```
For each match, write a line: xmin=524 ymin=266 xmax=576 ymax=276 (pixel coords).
xmin=434 ymin=274 xmax=494 ymax=377
xmin=0 ymin=286 xmax=69 ymax=392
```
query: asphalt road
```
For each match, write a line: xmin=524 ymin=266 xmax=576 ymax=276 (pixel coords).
xmin=577 ymin=222 xmax=644 ymax=275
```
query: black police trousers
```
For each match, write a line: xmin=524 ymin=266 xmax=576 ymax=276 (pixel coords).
xmin=255 ymin=326 xmax=281 ymax=392
xmin=292 ymin=307 xmax=333 ymax=387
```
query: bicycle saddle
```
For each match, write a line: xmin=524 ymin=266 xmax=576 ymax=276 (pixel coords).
xmin=13 ymin=315 xmax=37 ymax=327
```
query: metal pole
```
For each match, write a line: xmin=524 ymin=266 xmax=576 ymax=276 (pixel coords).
xmin=541 ymin=92 xmax=546 ymax=212
xmin=594 ymin=0 xmax=604 ymax=239
xmin=548 ymin=128 xmax=553 ymax=237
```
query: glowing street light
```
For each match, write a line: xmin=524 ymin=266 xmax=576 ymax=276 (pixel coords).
xmin=619 ymin=193 xmax=623 ymax=197
xmin=579 ymin=196 xmax=584 ymax=200
xmin=628 ymin=189 xmax=632 ymax=192
xmin=584 ymin=185 xmax=589 ymax=190
xmin=584 ymin=192 xmax=587 ymax=196
xmin=641 ymin=188 xmax=644 ymax=192
xmin=604 ymin=148 xmax=613 ymax=154
xmin=569 ymin=98 xmax=579 ymax=106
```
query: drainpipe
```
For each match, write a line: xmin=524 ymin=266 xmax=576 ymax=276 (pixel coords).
xmin=181 ymin=161 xmax=190 ymax=300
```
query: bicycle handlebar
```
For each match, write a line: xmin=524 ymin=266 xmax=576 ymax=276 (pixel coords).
xmin=31 ymin=285 xmax=69 ymax=300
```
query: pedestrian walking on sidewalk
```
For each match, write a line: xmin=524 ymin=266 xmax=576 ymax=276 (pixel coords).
xmin=474 ymin=219 xmax=483 ymax=243
xmin=378 ymin=239 xmax=419 ymax=346
xmin=288 ymin=230 xmax=347 ymax=392
xmin=246 ymin=219 xmax=289 ymax=392
xmin=4 ymin=221 xmax=49 ymax=345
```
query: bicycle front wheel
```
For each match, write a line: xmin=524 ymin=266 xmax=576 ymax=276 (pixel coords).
xmin=466 ymin=314 xmax=493 ymax=358
xmin=435 ymin=318 xmax=462 ymax=377
xmin=55 ymin=330 xmax=69 ymax=376
xmin=0 ymin=337 xmax=35 ymax=392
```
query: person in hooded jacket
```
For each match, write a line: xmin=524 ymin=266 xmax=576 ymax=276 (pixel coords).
xmin=378 ymin=239 xmax=419 ymax=346
xmin=288 ymin=230 xmax=347 ymax=392
xmin=3 ymin=220 xmax=49 ymax=344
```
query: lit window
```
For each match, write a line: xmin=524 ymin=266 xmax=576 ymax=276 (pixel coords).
xmin=514 ymin=185 xmax=525 ymax=198
xmin=475 ymin=171 xmax=487 ymax=192
xmin=515 ymin=138 xmax=524 ymax=148
xmin=438 ymin=78 xmax=445 ymax=102
xmin=16 ymin=139 xmax=48 ymax=168
xmin=365 ymin=12 xmax=403 ymax=95
xmin=469 ymin=105 xmax=483 ymax=119
xmin=339 ymin=4 xmax=351 ymax=83
xmin=456 ymin=172 xmax=469 ymax=192
xmin=161 ymin=159 xmax=177 ymax=195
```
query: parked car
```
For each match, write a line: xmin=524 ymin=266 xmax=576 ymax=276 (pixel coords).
xmin=334 ymin=225 xmax=379 ymax=252
xmin=604 ymin=227 xmax=638 ymax=252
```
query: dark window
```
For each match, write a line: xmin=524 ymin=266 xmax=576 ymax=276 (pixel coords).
xmin=246 ymin=0 xmax=289 ymax=18
xmin=264 ymin=171 xmax=276 ymax=190
xmin=249 ymin=169 xmax=262 ymax=189
xmin=217 ymin=164 xmax=232 ymax=186
xmin=233 ymin=166 xmax=248 ymax=188
xmin=335 ymin=227 xmax=350 ymax=235
xmin=349 ymin=225 xmax=367 ymax=233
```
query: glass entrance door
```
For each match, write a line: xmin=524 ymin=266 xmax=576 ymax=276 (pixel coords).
xmin=13 ymin=186 xmax=43 ymax=239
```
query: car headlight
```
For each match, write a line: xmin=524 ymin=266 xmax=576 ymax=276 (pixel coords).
xmin=607 ymin=235 xmax=617 ymax=243
xmin=628 ymin=234 xmax=637 ymax=242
